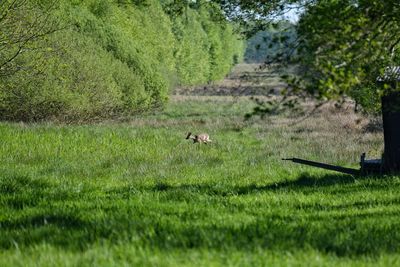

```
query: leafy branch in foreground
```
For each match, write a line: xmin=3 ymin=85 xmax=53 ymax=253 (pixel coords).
xmin=295 ymin=0 xmax=400 ymax=112
xmin=236 ymin=0 xmax=400 ymax=118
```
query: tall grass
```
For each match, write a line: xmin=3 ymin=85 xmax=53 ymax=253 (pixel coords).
xmin=0 ymin=68 xmax=399 ymax=266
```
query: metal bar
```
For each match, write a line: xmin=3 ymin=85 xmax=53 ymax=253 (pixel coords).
xmin=282 ymin=158 xmax=360 ymax=176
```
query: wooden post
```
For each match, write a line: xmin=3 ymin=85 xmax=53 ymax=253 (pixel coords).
xmin=382 ymin=92 xmax=400 ymax=174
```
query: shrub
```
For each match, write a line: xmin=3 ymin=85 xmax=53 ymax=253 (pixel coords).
xmin=0 ymin=0 xmax=244 ymax=122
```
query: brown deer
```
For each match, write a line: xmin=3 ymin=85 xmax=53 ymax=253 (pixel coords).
xmin=186 ymin=132 xmax=212 ymax=144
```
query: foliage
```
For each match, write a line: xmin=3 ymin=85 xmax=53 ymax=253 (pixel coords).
xmin=294 ymin=0 xmax=400 ymax=112
xmin=0 ymin=0 xmax=244 ymax=122
xmin=0 ymin=0 xmax=60 ymax=77
xmin=213 ymin=0 xmax=302 ymax=36
xmin=67 ymin=0 xmax=175 ymax=111
xmin=244 ymin=21 xmax=296 ymax=63
xmin=170 ymin=1 xmax=244 ymax=85
xmin=214 ymin=0 xmax=400 ymax=112
xmin=173 ymin=10 xmax=211 ymax=85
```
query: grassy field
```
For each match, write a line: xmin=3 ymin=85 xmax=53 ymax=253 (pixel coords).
xmin=1 ymin=64 xmax=400 ymax=266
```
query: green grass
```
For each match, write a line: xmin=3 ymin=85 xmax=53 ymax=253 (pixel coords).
xmin=1 ymin=81 xmax=399 ymax=266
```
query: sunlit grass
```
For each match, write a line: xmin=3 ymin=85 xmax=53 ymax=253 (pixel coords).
xmin=0 ymin=68 xmax=398 ymax=266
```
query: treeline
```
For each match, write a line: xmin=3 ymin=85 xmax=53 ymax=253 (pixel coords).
xmin=245 ymin=21 xmax=296 ymax=63
xmin=0 ymin=0 xmax=244 ymax=122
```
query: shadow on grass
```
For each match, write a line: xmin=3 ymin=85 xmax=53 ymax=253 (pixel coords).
xmin=1 ymin=173 xmax=400 ymax=257
xmin=152 ymin=172 xmax=389 ymax=196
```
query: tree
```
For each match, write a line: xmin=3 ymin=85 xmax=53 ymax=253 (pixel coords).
xmin=0 ymin=0 xmax=60 ymax=77
xmin=216 ymin=0 xmax=400 ymax=173
xmin=295 ymin=0 xmax=400 ymax=109
xmin=213 ymin=0 xmax=400 ymax=105
xmin=295 ymin=0 xmax=400 ymax=173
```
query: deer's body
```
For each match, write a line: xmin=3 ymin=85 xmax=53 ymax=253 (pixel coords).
xmin=186 ymin=132 xmax=212 ymax=144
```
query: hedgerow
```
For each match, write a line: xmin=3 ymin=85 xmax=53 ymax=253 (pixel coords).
xmin=0 ymin=0 xmax=244 ymax=122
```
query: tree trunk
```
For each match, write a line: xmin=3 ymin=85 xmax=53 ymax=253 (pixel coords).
xmin=382 ymin=92 xmax=400 ymax=174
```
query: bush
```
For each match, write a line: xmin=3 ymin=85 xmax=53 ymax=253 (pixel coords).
xmin=0 ymin=0 xmax=244 ymax=122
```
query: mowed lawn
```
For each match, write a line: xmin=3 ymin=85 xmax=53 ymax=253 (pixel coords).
xmin=1 ymin=86 xmax=400 ymax=266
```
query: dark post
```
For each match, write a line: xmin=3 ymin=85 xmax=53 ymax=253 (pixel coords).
xmin=382 ymin=92 xmax=400 ymax=174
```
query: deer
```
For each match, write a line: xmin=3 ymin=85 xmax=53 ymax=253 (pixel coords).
xmin=186 ymin=132 xmax=212 ymax=144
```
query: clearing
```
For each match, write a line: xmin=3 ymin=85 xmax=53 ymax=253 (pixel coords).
xmin=1 ymin=64 xmax=399 ymax=267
